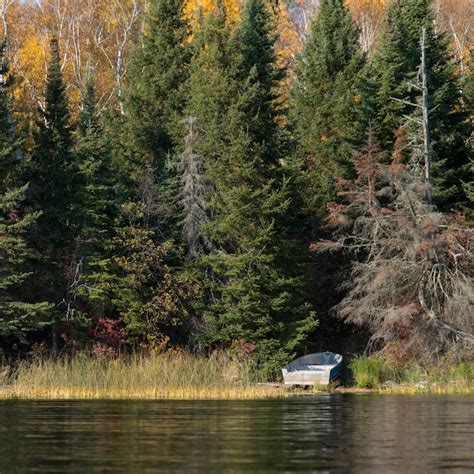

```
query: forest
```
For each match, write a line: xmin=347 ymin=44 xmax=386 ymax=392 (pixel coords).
xmin=0 ymin=0 xmax=473 ymax=378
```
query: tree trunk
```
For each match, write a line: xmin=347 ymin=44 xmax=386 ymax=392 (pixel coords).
xmin=421 ymin=27 xmax=432 ymax=206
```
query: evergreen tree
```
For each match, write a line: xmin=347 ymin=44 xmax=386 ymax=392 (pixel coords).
xmin=110 ymin=165 xmax=196 ymax=348
xmin=125 ymin=0 xmax=190 ymax=170
xmin=175 ymin=116 xmax=210 ymax=259
xmin=0 ymin=47 xmax=50 ymax=345
xmin=233 ymin=0 xmax=285 ymax=171
xmin=26 ymin=38 xmax=77 ymax=353
xmin=371 ymin=0 xmax=470 ymax=210
xmin=74 ymin=75 xmax=121 ymax=321
xmin=183 ymin=9 xmax=316 ymax=372
xmin=112 ymin=0 xmax=194 ymax=346
xmin=291 ymin=0 xmax=366 ymax=216
xmin=462 ymin=63 xmax=474 ymax=220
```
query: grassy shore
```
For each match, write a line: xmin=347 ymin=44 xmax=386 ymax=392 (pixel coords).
xmin=0 ymin=352 xmax=295 ymax=400
xmin=0 ymin=353 xmax=472 ymax=400
xmin=348 ymin=356 xmax=474 ymax=395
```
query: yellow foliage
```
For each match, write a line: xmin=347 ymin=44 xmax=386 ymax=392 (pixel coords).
xmin=345 ymin=0 xmax=386 ymax=13
xmin=345 ymin=0 xmax=387 ymax=53
xmin=13 ymin=34 xmax=47 ymax=119
xmin=273 ymin=0 xmax=300 ymax=68
xmin=184 ymin=0 xmax=242 ymax=24
xmin=7 ymin=0 xmax=141 ymax=120
xmin=4 ymin=0 xmax=470 ymax=121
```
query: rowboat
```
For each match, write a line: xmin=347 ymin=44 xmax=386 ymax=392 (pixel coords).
xmin=281 ymin=352 xmax=343 ymax=386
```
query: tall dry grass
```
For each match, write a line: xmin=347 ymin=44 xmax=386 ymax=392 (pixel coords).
xmin=0 ymin=351 xmax=292 ymax=400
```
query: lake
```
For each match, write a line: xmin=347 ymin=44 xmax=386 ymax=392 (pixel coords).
xmin=0 ymin=395 xmax=473 ymax=472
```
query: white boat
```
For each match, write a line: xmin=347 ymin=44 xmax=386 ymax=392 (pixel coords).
xmin=281 ymin=352 xmax=343 ymax=386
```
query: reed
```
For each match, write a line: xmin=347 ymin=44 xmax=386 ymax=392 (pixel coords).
xmin=0 ymin=351 xmax=296 ymax=400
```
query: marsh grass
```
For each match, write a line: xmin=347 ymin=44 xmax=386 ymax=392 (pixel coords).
xmin=2 ymin=352 xmax=472 ymax=399
xmin=349 ymin=356 xmax=398 ymax=389
xmin=0 ymin=351 xmax=296 ymax=400
xmin=349 ymin=356 xmax=474 ymax=393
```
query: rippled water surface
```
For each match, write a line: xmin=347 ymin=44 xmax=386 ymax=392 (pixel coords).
xmin=0 ymin=395 xmax=473 ymax=473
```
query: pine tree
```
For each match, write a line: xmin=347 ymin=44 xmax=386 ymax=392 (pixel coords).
xmin=125 ymin=0 xmax=190 ymax=170
xmin=26 ymin=38 xmax=77 ymax=353
xmin=371 ymin=0 xmax=470 ymax=211
xmin=291 ymin=0 xmax=366 ymax=216
xmin=0 ymin=47 xmax=50 ymax=345
xmin=183 ymin=9 xmax=317 ymax=373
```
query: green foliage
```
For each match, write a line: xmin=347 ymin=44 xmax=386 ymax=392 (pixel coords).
xmin=182 ymin=8 xmax=317 ymax=374
xmin=2 ymin=0 xmax=471 ymax=368
xmin=73 ymin=76 xmax=122 ymax=320
xmin=349 ymin=356 xmax=399 ymax=389
xmin=0 ymin=45 xmax=51 ymax=344
xmin=350 ymin=357 xmax=474 ymax=389
xmin=113 ymin=0 xmax=196 ymax=345
xmin=233 ymin=0 xmax=285 ymax=171
xmin=291 ymin=0 xmax=366 ymax=215
xmin=452 ymin=363 xmax=474 ymax=384
xmin=462 ymin=63 xmax=474 ymax=219
xmin=371 ymin=0 xmax=470 ymax=210
xmin=111 ymin=196 xmax=197 ymax=346
xmin=125 ymin=0 xmax=190 ymax=170
xmin=26 ymin=38 xmax=77 ymax=308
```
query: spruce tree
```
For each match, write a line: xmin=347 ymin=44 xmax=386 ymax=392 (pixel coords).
xmin=109 ymin=166 xmax=195 ymax=347
xmin=26 ymin=38 xmax=76 ymax=352
xmin=233 ymin=0 xmax=285 ymax=171
xmin=371 ymin=0 xmax=470 ymax=211
xmin=183 ymin=9 xmax=316 ymax=373
xmin=462 ymin=63 xmax=474 ymax=220
xmin=111 ymin=0 xmax=194 ymax=346
xmin=74 ymin=75 xmax=120 ymax=320
xmin=0 ymin=47 xmax=50 ymax=345
xmin=125 ymin=0 xmax=190 ymax=169
xmin=291 ymin=0 xmax=366 ymax=216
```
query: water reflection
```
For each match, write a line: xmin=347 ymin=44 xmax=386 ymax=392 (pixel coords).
xmin=0 ymin=395 xmax=472 ymax=472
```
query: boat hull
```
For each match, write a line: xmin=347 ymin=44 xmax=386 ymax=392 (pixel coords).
xmin=281 ymin=352 xmax=343 ymax=386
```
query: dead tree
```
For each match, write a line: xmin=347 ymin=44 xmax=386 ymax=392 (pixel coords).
xmin=316 ymin=126 xmax=474 ymax=360
xmin=175 ymin=117 xmax=212 ymax=259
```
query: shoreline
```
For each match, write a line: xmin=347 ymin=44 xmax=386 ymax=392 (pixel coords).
xmin=0 ymin=384 xmax=472 ymax=400
xmin=1 ymin=354 xmax=471 ymax=400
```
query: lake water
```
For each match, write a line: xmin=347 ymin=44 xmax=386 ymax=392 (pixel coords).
xmin=0 ymin=395 xmax=473 ymax=473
